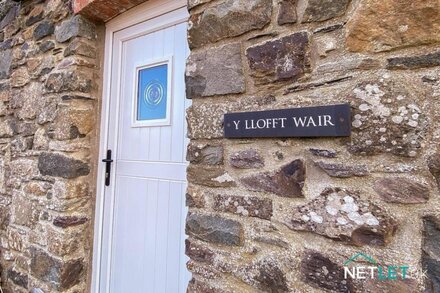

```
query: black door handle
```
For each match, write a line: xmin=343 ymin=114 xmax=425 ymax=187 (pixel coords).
xmin=102 ymin=150 xmax=113 ymax=186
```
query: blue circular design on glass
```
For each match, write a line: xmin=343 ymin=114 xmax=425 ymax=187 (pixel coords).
xmin=143 ymin=80 xmax=164 ymax=108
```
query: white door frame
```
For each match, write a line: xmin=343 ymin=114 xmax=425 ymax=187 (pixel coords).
xmin=91 ymin=1 xmax=188 ymax=292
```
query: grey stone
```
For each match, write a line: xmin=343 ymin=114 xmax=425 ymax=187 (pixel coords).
xmin=373 ymin=177 xmax=430 ymax=204
xmin=45 ymin=71 xmax=92 ymax=93
xmin=387 ymin=51 xmax=440 ymax=70
xmin=0 ymin=4 xmax=18 ymax=30
xmin=213 ymin=194 xmax=272 ymax=220
xmin=229 ymin=149 xmax=264 ymax=169
xmin=278 ymin=0 xmax=297 ymax=25
xmin=0 ymin=39 xmax=11 ymax=50
xmin=33 ymin=21 xmax=55 ymax=41
xmin=309 ymin=148 xmax=337 ymax=158
xmin=0 ymin=204 xmax=10 ymax=230
xmin=423 ymin=217 xmax=440 ymax=292
xmin=0 ymin=49 xmax=11 ymax=79
xmin=347 ymin=77 xmax=428 ymax=157
xmin=7 ymin=268 xmax=28 ymax=288
xmin=301 ymin=0 xmax=350 ymax=22
xmin=0 ymin=119 xmax=15 ymax=138
xmin=186 ymin=142 xmax=223 ymax=165
xmin=187 ymin=165 xmax=236 ymax=187
xmin=287 ymin=188 xmax=398 ymax=246
xmin=186 ymin=213 xmax=243 ymax=246
xmin=186 ymin=186 xmax=205 ymax=208
xmin=240 ymin=159 xmax=305 ymax=197
xmin=39 ymin=40 xmax=55 ymax=53
xmin=188 ymin=0 xmax=272 ymax=48
xmin=315 ymin=161 xmax=369 ymax=178
xmin=55 ymin=15 xmax=96 ymax=43
xmin=246 ymin=32 xmax=311 ymax=85
xmin=26 ymin=5 xmax=44 ymax=27
xmin=30 ymin=247 xmax=84 ymax=290
xmin=254 ymin=258 xmax=289 ymax=292
xmin=185 ymin=239 xmax=214 ymax=263
xmin=38 ymin=152 xmax=90 ymax=179
xmin=428 ymin=152 xmax=440 ymax=187
xmin=301 ymin=251 xmax=354 ymax=292
xmin=12 ymin=269 xmax=29 ymax=287
xmin=186 ymin=43 xmax=245 ymax=98
xmin=64 ymin=39 xmax=97 ymax=58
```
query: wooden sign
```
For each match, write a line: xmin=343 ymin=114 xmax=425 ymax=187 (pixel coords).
xmin=224 ymin=104 xmax=351 ymax=138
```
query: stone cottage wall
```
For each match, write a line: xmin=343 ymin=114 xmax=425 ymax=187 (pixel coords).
xmin=0 ymin=0 xmax=439 ymax=292
xmin=185 ymin=0 xmax=440 ymax=292
xmin=0 ymin=0 xmax=100 ymax=292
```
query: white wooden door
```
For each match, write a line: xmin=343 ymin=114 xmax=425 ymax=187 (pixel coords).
xmin=96 ymin=6 xmax=191 ymax=293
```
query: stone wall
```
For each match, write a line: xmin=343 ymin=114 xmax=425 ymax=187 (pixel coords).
xmin=0 ymin=0 xmax=439 ymax=292
xmin=0 ymin=0 xmax=100 ymax=292
xmin=185 ymin=0 xmax=440 ymax=292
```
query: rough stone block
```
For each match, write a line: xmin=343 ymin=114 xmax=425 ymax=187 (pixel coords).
xmin=0 ymin=49 xmax=12 ymax=79
xmin=0 ymin=4 xmax=18 ymax=30
xmin=287 ymin=188 xmax=398 ymax=246
xmin=423 ymin=217 xmax=440 ymax=292
xmin=7 ymin=268 xmax=28 ymax=288
xmin=213 ymin=194 xmax=272 ymax=220
xmin=387 ymin=51 xmax=440 ymax=70
xmin=47 ymin=227 xmax=83 ymax=257
xmin=64 ymin=38 xmax=96 ymax=58
xmin=55 ymin=15 xmax=96 ymax=43
xmin=347 ymin=77 xmax=427 ymax=157
xmin=187 ymin=165 xmax=236 ymax=187
xmin=346 ymin=0 xmax=440 ymax=52
xmin=186 ymin=43 xmax=245 ymax=98
xmin=315 ymin=161 xmax=369 ymax=178
xmin=301 ymin=0 xmax=350 ymax=23
xmin=12 ymin=194 xmax=40 ymax=229
xmin=186 ymin=185 xmax=206 ymax=208
xmin=301 ymin=251 xmax=354 ymax=292
xmin=186 ymin=213 xmax=243 ymax=246
xmin=186 ymin=142 xmax=223 ymax=165
xmin=185 ymin=239 xmax=214 ymax=263
xmin=374 ymin=177 xmax=430 ymax=204
xmin=246 ymin=32 xmax=310 ymax=85
xmin=30 ymin=247 xmax=84 ymax=290
xmin=188 ymin=0 xmax=272 ymax=48
xmin=229 ymin=149 xmax=264 ymax=169
xmin=428 ymin=152 xmax=440 ymax=187
xmin=33 ymin=21 xmax=55 ymax=41
xmin=10 ymin=67 xmax=30 ymax=88
xmin=251 ymin=257 xmax=290 ymax=292
xmin=45 ymin=70 xmax=93 ymax=93
xmin=38 ymin=152 xmax=90 ymax=179
xmin=277 ymin=0 xmax=297 ymax=25
xmin=240 ymin=159 xmax=305 ymax=197
xmin=25 ymin=5 xmax=44 ymax=27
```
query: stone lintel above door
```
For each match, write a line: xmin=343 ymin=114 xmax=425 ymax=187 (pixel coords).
xmin=73 ymin=0 xmax=148 ymax=22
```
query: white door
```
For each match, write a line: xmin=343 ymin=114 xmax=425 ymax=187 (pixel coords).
xmin=95 ymin=6 xmax=191 ymax=293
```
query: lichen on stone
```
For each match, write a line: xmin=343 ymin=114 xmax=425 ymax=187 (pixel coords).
xmin=347 ymin=76 xmax=428 ymax=157
xmin=286 ymin=187 xmax=398 ymax=246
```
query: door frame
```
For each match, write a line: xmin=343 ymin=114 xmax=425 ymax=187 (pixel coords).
xmin=91 ymin=1 xmax=188 ymax=292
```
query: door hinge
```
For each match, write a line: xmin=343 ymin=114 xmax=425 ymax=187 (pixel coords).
xmin=102 ymin=150 xmax=114 ymax=186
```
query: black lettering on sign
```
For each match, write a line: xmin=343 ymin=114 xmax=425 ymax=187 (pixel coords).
xmin=224 ymin=104 xmax=351 ymax=138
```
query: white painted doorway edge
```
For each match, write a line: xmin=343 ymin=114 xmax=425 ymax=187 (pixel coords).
xmin=91 ymin=1 xmax=188 ymax=292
